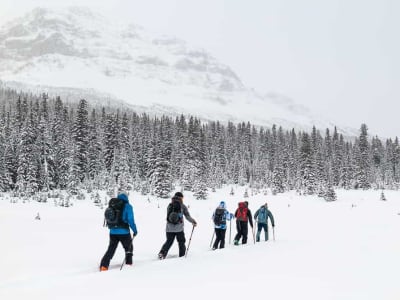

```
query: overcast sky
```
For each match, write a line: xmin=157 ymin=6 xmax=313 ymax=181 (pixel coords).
xmin=1 ymin=0 xmax=399 ymax=137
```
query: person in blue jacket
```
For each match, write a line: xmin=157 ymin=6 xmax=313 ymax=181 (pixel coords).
xmin=211 ymin=201 xmax=234 ymax=250
xmin=100 ymin=192 xmax=138 ymax=271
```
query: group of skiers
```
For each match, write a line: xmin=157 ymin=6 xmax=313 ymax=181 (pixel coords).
xmin=99 ymin=191 xmax=275 ymax=271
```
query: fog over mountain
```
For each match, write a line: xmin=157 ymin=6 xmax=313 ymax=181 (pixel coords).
xmin=0 ymin=7 xmax=356 ymax=135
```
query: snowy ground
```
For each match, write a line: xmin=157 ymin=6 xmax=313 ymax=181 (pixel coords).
xmin=0 ymin=187 xmax=399 ymax=300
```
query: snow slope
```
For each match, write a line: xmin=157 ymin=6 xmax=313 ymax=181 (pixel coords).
xmin=0 ymin=7 xmax=355 ymax=135
xmin=0 ymin=187 xmax=399 ymax=300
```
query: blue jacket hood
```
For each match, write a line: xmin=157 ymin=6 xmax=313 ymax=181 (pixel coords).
xmin=117 ymin=193 xmax=129 ymax=203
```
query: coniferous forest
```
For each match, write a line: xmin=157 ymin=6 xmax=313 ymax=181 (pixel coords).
xmin=0 ymin=88 xmax=399 ymax=201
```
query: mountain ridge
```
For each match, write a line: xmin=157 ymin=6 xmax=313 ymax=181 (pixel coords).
xmin=0 ymin=7 xmax=357 ymax=135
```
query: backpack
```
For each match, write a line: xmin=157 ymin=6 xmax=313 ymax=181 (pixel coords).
xmin=167 ymin=199 xmax=183 ymax=224
xmin=104 ymin=198 xmax=128 ymax=229
xmin=213 ymin=208 xmax=226 ymax=226
xmin=236 ymin=202 xmax=248 ymax=222
xmin=257 ymin=206 xmax=267 ymax=223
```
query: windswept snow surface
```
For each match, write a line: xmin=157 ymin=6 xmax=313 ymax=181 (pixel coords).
xmin=0 ymin=188 xmax=399 ymax=300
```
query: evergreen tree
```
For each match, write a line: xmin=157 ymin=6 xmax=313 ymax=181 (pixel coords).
xmin=355 ymin=124 xmax=371 ymax=189
xmin=72 ymin=99 xmax=89 ymax=182
xmin=299 ymin=133 xmax=316 ymax=194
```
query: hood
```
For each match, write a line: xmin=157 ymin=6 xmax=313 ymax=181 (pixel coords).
xmin=117 ymin=193 xmax=129 ymax=203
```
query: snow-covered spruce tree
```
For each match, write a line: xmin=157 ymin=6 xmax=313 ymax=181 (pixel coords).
xmin=332 ymin=127 xmax=344 ymax=187
xmin=354 ymin=124 xmax=371 ymax=189
xmin=112 ymin=148 xmax=133 ymax=192
xmin=171 ymin=114 xmax=188 ymax=183
xmin=16 ymin=112 xmax=39 ymax=195
xmin=51 ymin=97 xmax=70 ymax=189
xmin=103 ymin=114 xmax=117 ymax=172
xmin=182 ymin=116 xmax=201 ymax=191
xmin=152 ymin=117 xmax=173 ymax=198
xmin=324 ymin=185 xmax=337 ymax=202
xmin=87 ymin=109 xmax=104 ymax=182
xmin=36 ymin=112 xmax=54 ymax=191
xmin=272 ymin=127 xmax=288 ymax=194
xmin=371 ymin=135 xmax=385 ymax=189
xmin=71 ymin=99 xmax=89 ymax=183
xmin=299 ymin=132 xmax=317 ymax=195
xmin=286 ymin=129 xmax=299 ymax=190
xmin=193 ymin=128 xmax=208 ymax=200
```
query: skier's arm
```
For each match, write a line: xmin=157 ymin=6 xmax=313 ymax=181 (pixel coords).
xmin=183 ymin=205 xmax=197 ymax=225
xmin=225 ymin=210 xmax=233 ymax=220
xmin=126 ymin=205 xmax=138 ymax=235
xmin=254 ymin=209 xmax=259 ymax=221
xmin=268 ymin=211 xmax=275 ymax=227
xmin=247 ymin=210 xmax=253 ymax=227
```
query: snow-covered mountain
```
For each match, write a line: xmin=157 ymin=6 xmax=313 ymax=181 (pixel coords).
xmin=0 ymin=7 xmax=354 ymax=134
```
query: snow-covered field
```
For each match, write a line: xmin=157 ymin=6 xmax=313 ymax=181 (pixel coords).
xmin=1 ymin=187 xmax=399 ymax=300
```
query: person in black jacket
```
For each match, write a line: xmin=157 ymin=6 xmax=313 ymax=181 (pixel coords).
xmin=233 ymin=201 xmax=253 ymax=245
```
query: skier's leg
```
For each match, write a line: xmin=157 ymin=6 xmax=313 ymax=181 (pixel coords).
xmin=100 ymin=234 xmax=119 ymax=268
xmin=121 ymin=234 xmax=133 ymax=264
xmin=213 ymin=228 xmax=221 ymax=249
xmin=176 ymin=231 xmax=186 ymax=257
xmin=159 ymin=232 xmax=175 ymax=258
xmin=220 ymin=228 xmax=227 ymax=248
xmin=242 ymin=222 xmax=248 ymax=244
xmin=256 ymin=222 xmax=262 ymax=242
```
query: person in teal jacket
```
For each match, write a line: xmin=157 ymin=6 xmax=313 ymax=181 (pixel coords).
xmin=100 ymin=192 xmax=137 ymax=271
xmin=254 ymin=202 xmax=275 ymax=242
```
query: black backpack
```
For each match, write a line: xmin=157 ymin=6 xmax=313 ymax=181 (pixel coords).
xmin=104 ymin=198 xmax=128 ymax=229
xmin=213 ymin=208 xmax=225 ymax=226
xmin=167 ymin=198 xmax=183 ymax=224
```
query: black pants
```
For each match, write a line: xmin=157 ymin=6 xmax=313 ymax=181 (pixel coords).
xmin=256 ymin=223 xmax=269 ymax=241
xmin=159 ymin=231 xmax=186 ymax=257
xmin=100 ymin=234 xmax=133 ymax=268
xmin=213 ymin=228 xmax=227 ymax=249
xmin=234 ymin=221 xmax=248 ymax=244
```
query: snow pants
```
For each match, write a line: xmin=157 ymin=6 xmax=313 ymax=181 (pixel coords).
xmin=234 ymin=221 xmax=249 ymax=244
xmin=100 ymin=234 xmax=133 ymax=268
xmin=213 ymin=228 xmax=227 ymax=249
xmin=159 ymin=231 xmax=186 ymax=257
xmin=256 ymin=222 xmax=269 ymax=242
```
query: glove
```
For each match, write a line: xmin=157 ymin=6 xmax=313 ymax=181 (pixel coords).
xmin=133 ymin=232 xmax=138 ymax=237
xmin=192 ymin=221 xmax=197 ymax=227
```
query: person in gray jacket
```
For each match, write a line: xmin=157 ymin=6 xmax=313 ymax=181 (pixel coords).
xmin=158 ymin=192 xmax=197 ymax=259
xmin=254 ymin=202 xmax=275 ymax=242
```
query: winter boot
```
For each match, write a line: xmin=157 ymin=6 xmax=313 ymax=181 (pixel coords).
xmin=158 ymin=253 xmax=165 ymax=260
xmin=234 ymin=240 xmax=239 ymax=246
xmin=100 ymin=266 xmax=108 ymax=272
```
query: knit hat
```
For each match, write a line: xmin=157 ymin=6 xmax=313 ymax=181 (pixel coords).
xmin=174 ymin=192 xmax=184 ymax=199
xmin=219 ymin=201 xmax=226 ymax=209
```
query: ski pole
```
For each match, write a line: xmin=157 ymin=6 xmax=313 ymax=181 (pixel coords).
xmin=229 ymin=219 xmax=232 ymax=244
xmin=273 ymin=227 xmax=275 ymax=241
xmin=185 ymin=225 xmax=195 ymax=258
xmin=252 ymin=222 xmax=256 ymax=244
xmin=210 ymin=230 xmax=215 ymax=248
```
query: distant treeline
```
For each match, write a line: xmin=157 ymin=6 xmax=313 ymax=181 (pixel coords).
xmin=0 ymin=88 xmax=399 ymax=199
